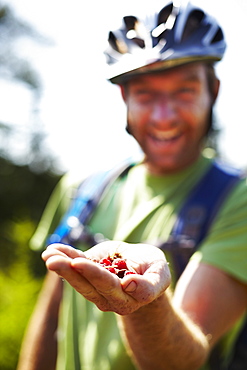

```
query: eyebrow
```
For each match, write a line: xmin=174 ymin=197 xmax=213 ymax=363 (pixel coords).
xmin=179 ymin=70 xmax=203 ymax=83
xmin=127 ymin=68 xmax=204 ymax=91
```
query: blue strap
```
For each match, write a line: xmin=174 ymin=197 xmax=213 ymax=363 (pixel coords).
xmin=161 ymin=161 xmax=241 ymax=279
xmin=47 ymin=160 xmax=134 ymax=245
xmin=47 ymin=172 xmax=109 ymax=244
xmin=174 ymin=161 xmax=241 ymax=243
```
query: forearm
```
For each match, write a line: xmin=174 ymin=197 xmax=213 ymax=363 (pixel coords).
xmin=17 ymin=272 xmax=63 ymax=370
xmin=119 ymin=291 xmax=210 ymax=370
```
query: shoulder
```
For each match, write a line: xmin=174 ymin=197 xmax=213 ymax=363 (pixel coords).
xmin=209 ymin=159 xmax=246 ymax=209
xmin=206 ymin=159 xmax=247 ymax=226
xmin=194 ymin=175 xmax=247 ymax=283
xmin=219 ymin=174 xmax=247 ymax=212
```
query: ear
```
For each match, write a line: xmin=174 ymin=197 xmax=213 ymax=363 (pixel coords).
xmin=212 ymin=78 xmax=220 ymax=104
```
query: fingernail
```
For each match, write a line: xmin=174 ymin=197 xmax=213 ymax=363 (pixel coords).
xmin=124 ymin=281 xmax=137 ymax=293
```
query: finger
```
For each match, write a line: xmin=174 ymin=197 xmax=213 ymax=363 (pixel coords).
xmin=45 ymin=254 xmax=73 ymax=272
xmin=45 ymin=255 xmax=104 ymax=304
xmin=47 ymin=243 xmax=86 ymax=258
xmin=71 ymin=257 xmax=121 ymax=295
xmin=71 ymin=257 xmax=140 ymax=314
xmin=42 ymin=243 xmax=85 ymax=261
xmin=122 ymin=262 xmax=171 ymax=303
xmin=42 ymin=247 xmax=68 ymax=262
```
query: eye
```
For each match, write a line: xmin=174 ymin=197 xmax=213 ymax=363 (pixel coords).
xmin=179 ymin=87 xmax=196 ymax=94
xmin=175 ymin=86 xmax=197 ymax=101
xmin=134 ymin=90 xmax=154 ymax=103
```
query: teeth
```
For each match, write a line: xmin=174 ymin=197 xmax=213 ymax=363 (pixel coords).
xmin=152 ymin=129 xmax=180 ymax=140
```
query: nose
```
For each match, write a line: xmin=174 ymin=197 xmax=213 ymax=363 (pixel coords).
xmin=150 ymin=98 xmax=177 ymax=127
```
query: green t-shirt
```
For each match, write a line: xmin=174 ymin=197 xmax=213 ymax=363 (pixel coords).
xmin=31 ymin=155 xmax=247 ymax=370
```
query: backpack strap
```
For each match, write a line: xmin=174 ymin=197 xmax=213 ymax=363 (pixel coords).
xmin=157 ymin=161 xmax=241 ymax=280
xmin=47 ymin=159 xmax=134 ymax=245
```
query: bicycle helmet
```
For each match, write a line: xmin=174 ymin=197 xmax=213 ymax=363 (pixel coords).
xmin=105 ymin=1 xmax=226 ymax=84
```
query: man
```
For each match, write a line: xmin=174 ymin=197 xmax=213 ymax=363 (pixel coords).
xmin=17 ymin=2 xmax=247 ymax=370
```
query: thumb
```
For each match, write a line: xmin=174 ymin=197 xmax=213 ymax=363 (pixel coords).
xmin=122 ymin=273 xmax=166 ymax=304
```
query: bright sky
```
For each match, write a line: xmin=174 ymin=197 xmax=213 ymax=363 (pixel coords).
xmin=2 ymin=0 xmax=247 ymax=175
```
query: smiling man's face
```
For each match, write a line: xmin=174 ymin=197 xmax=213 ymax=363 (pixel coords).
xmin=122 ymin=63 xmax=218 ymax=175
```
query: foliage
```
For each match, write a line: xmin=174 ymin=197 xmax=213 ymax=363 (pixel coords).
xmin=0 ymin=157 xmax=62 ymax=370
xmin=0 ymin=157 xmax=61 ymax=271
xmin=0 ymin=236 xmax=42 ymax=370
xmin=0 ymin=1 xmax=58 ymax=172
xmin=0 ymin=1 xmax=48 ymax=90
xmin=0 ymin=3 xmax=63 ymax=369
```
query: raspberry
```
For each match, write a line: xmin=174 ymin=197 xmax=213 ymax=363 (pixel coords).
xmin=99 ymin=258 xmax=112 ymax=266
xmin=90 ymin=252 xmax=137 ymax=279
xmin=113 ymin=258 xmax=127 ymax=270
xmin=104 ymin=266 xmax=116 ymax=274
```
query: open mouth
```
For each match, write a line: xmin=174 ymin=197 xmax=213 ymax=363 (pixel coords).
xmin=149 ymin=129 xmax=182 ymax=143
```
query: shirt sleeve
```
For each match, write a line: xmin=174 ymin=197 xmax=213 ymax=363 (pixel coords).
xmin=192 ymin=177 xmax=247 ymax=283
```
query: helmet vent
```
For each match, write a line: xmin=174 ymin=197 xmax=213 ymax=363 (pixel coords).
xmin=108 ymin=31 xmax=118 ymax=52
xmin=124 ymin=16 xmax=145 ymax=48
xmin=181 ymin=10 xmax=204 ymax=42
xmin=108 ymin=31 xmax=128 ymax=54
xmin=157 ymin=3 xmax=174 ymax=26
xmin=124 ymin=16 xmax=138 ymax=31
xmin=153 ymin=3 xmax=174 ymax=41
xmin=211 ymin=27 xmax=224 ymax=43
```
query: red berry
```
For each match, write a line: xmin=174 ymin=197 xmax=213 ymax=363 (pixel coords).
xmin=113 ymin=259 xmax=127 ymax=270
xmin=117 ymin=269 xmax=126 ymax=278
xmin=99 ymin=258 xmax=112 ymax=266
xmin=89 ymin=253 xmax=138 ymax=279
xmin=125 ymin=271 xmax=136 ymax=276
xmin=105 ymin=266 xmax=116 ymax=274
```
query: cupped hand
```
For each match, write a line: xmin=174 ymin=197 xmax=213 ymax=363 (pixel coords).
xmin=42 ymin=241 xmax=171 ymax=315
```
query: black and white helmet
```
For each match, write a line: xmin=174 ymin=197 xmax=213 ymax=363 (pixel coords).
xmin=105 ymin=1 xmax=226 ymax=84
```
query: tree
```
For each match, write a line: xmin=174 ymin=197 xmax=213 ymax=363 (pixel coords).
xmin=0 ymin=1 xmax=58 ymax=172
xmin=0 ymin=3 xmax=63 ymax=369
xmin=0 ymin=157 xmax=61 ymax=370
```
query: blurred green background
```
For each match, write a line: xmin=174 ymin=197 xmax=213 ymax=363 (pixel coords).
xmin=0 ymin=158 xmax=60 ymax=370
xmin=0 ymin=3 xmax=62 ymax=369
